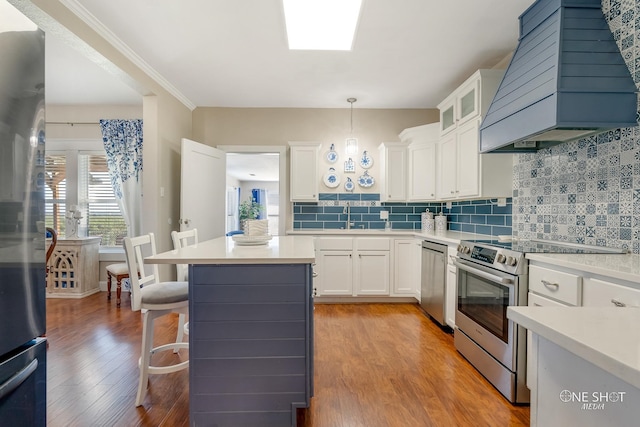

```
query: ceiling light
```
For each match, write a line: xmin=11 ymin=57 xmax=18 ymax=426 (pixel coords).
xmin=283 ymin=0 xmax=362 ymax=50
xmin=345 ymin=98 xmax=358 ymax=155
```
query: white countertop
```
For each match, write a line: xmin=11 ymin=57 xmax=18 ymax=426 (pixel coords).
xmin=507 ymin=306 xmax=640 ymax=389
xmin=286 ymin=229 xmax=490 ymax=246
xmin=145 ymin=235 xmax=315 ymax=265
xmin=526 ymin=252 xmax=640 ymax=283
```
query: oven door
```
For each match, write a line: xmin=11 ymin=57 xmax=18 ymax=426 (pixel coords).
xmin=454 ymin=258 xmax=517 ymax=370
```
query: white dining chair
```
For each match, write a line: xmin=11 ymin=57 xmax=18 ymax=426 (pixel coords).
xmin=123 ymin=232 xmax=189 ymax=407
xmin=171 ymin=228 xmax=198 ymax=336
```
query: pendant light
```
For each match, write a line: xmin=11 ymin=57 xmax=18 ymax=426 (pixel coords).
xmin=345 ymin=97 xmax=358 ymax=155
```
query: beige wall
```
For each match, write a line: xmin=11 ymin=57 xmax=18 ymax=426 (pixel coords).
xmin=46 ymin=104 xmax=143 ymax=140
xmin=25 ymin=0 xmax=193 ymax=279
xmin=192 ymin=107 xmax=438 ymax=148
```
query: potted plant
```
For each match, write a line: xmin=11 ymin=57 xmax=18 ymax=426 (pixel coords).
xmin=238 ymin=199 xmax=264 ymax=230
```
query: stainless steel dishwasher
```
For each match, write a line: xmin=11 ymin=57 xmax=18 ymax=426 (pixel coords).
xmin=420 ymin=240 xmax=447 ymax=326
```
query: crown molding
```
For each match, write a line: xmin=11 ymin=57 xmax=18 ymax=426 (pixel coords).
xmin=59 ymin=0 xmax=196 ymax=111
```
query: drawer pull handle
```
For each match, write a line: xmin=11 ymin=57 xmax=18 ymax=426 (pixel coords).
xmin=611 ymin=299 xmax=626 ymax=307
xmin=312 ymin=272 xmax=318 ymax=278
xmin=541 ymin=280 xmax=559 ymax=289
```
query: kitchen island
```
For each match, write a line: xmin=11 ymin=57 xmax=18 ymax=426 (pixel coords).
xmin=146 ymin=235 xmax=315 ymax=427
xmin=507 ymin=306 xmax=640 ymax=427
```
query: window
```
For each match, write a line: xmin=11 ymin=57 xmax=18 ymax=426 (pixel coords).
xmin=45 ymin=150 xmax=126 ymax=247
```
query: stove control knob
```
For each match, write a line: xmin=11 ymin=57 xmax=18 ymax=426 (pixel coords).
xmin=462 ymin=246 xmax=471 ymax=254
xmin=496 ymin=254 xmax=506 ymax=264
xmin=457 ymin=244 xmax=463 ymax=253
xmin=506 ymin=256 xmax=517 ymax=267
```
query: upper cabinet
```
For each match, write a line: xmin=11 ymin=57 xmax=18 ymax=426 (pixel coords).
xmin=438 ymin=69 xmax=503 ymax=136
xmin=436 ymin=69 xmax=513 ymax=200
xmin=378 ymin=142 xmax=408 ymax=202
xmin=289 ymin=142 xmax=320 ymax=201
xmin=400 ymin=123 xmax=439 ymax=202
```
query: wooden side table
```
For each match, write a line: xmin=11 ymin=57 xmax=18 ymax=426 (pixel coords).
xmin=46 ymin=237 xmax=101 ymax=298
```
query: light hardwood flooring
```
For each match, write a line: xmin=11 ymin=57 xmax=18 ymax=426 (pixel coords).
xmin=46 ymin=294 xmax=529 ymax=426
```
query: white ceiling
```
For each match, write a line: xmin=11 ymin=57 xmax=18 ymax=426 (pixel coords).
xmin=227 ymin=153 xmax=280 ymax=182
xmin=42 ymin=0 xmax=534 ymax=109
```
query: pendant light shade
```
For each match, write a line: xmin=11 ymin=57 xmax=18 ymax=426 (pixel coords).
xmin=345 ymin=98 xmax=358 ymax=155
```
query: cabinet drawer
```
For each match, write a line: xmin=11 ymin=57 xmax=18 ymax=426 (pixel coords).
xmin=528 ymin=292 xmax=571 ymax=308
xmin=315 ymin=237 xmax=353 ymax=250
xmin=582 ymin=278 xmax=640 ymax=308
xmin=529 ymin=265 xmax=581 ymax=306
xmin=355 ymin=238 xmax=390 ymax=251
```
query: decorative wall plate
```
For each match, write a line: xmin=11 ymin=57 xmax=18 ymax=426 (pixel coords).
xmin=360 ymin=150 xmax=373 ymax=169
xmin=326 ymin=143 xmax=338 ymax=163
xmin=357 ymin=170 xmax=375 ymax=188
xmin=344 ymin=177 xmax=355 ymax=192
xmin=344 ymin=157 xmax=355 ymax=173
xmin=323 ymin=167 xmax=340 ymax=188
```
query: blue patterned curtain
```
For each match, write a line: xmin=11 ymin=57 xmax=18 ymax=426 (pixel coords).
xmin=99 ymin=119 xmax=143 ymax=238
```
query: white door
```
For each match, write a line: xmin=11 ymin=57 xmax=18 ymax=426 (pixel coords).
xmin=180 ymin=138 xmax=226 ymax=241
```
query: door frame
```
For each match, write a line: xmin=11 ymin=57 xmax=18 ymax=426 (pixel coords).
xmin=217 ymin=145 xmax=287 ymax=236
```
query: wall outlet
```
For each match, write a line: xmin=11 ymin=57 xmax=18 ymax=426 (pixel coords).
xmin=380 ymin=210 xmax=389 ymax=220
xmin=497 ymin=198 xmax=507 ymax=207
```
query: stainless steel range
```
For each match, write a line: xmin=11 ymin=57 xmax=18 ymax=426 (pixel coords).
xmin=453 ymin=238 xmax=627 ymax=404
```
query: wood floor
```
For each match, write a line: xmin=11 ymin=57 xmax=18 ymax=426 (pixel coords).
xmin=46 ymin=294 xmax=529 ymax=426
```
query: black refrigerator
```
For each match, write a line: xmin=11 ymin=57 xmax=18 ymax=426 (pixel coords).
xmin=0 ymin=2 xmax=47 ymax=426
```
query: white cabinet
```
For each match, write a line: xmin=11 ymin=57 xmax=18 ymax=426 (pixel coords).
xmin=289 ymin=142 xmax=320 ymax=201
xmin=314 ymin=237 xmax=391 ymax=297
xmin=393 ymin=239 xmax=421 ymax=297
xmin=400 ymin=123 xmax=439 ymax=202
xmin=528 ymin=264 xmax=582 ymax=306
xmin=582 ymin=277 xmax=640 ymax=308
xmin=436 ymin=69 xmax=513 ymax=201
xmin=355 ymin=250 xmax=390 ymax=295
xmin=445 ymin=245 xmax=457 ymax=328
xmin=316 ymin=250 xmax=353 ymax=295
xmin=378 ymin=142 xmax=408 ymax=202
xmin=438 ymin=69 xmax=503 ymax=136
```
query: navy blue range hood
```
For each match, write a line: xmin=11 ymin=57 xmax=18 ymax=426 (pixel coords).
xmin=479 ymin=0 xmax=638 ymax=153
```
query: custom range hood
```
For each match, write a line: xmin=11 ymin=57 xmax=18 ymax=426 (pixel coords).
xmin=479 ymin=0 xmax=638 ymax=153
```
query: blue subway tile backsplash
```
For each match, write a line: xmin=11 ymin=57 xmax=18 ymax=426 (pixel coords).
xmin=293 ymin=193 xmax=513 ymax=237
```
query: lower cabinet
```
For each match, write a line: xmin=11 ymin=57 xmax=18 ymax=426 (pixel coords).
xmin=445 ymin=245 xmax=457 ymax=328
xmin=314 ymin=237 xmax=393 ymax=297
xmin=392 ymin=239 xmax=421 ymax=297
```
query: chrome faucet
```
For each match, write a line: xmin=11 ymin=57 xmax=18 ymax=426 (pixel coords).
xmin=344 ymin=202 xmax=354 ymax=230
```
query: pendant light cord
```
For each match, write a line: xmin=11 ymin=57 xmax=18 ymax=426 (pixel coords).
xmin=347 ymin=97 xmax=356 ymax=135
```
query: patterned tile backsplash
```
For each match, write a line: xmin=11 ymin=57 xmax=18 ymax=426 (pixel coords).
xmin=294 ymin=193 xmax=513 ymax=236
xmin=513 ymin=0 xmax=640 ymax=253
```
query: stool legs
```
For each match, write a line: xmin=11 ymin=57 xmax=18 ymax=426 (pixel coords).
xmin=107 ymin=273 xmax=112 ymax=300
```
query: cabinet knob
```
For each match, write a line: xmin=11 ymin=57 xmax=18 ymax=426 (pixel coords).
xmin=430 ymin=193 xmax=434 ymax=197
xmin=450 ymin=191 xmax=455 ymax=194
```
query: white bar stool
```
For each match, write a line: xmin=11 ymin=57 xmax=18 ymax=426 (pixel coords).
xmin=123 ymin=232 xmax=189 ymax=407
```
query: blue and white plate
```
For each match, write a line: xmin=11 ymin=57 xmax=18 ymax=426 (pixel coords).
xmin=323 ymin=167 xmax=340 ymax=188
xmin=344 ymin=177 xmax=355 ymax=192
xmin=326 ymin=143 xmax=338 ymax=163
xmin=358 ymin=170 xmax=375 ymax=188
xmin=360 ymin=150 xmax=373 ymax=169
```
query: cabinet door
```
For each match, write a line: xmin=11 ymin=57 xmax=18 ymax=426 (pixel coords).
xmin=355 ymin=251 xmax=390 ymax=295
xmin=393 ymin=240 xmax=419 ymax=296
xmin=380 ymin=144 xmax=407 ymax=202
xmin=407 ymin=143 xmax=436 ymax=201
xmin=438 ymin=133 xmax=457 ymax=199
xmin=445 ymin=248 xmax=457 ymax=328
xmin=290 ymin=144 xmax=318 ymax=201
xmin=456 ymin=119 xmax=480 ymax=198
xmin=457 ymin=78 xmax=480 ymax=126
xmin=316 ymin=250 xmax=352 ymax=295
xmin=439 ymin=99 xmax=456 ymax=135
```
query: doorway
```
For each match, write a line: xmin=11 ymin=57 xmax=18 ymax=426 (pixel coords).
xmin=219 ymin=146 xmax=286 ymax=236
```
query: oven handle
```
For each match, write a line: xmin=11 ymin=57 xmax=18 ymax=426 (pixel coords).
xmin=453 ymin=259 xmax=513 ymax=285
